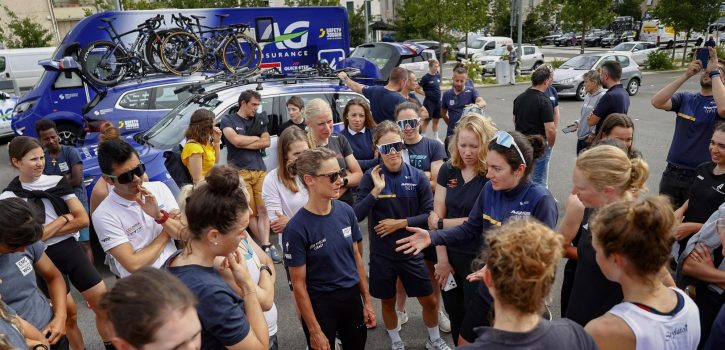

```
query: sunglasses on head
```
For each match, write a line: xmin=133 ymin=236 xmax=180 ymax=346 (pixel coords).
xmin=377 ymin=141 xmax=404 ymax=155
xmin=396 ymin=118 xmax=420 ymax=130
xmin=104 ymin=163 xmax=146 ymax=184
xmin=493 ymin=131 xmax=526 ymax=166
xmin=315 ymin=169 xmax=345 ymax=183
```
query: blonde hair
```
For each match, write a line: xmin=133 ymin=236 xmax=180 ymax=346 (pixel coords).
xmin=485 ymin=219 xmax=563 ymax=314
xmin=304 ymin=98 xmax=333 ymax=148
xmin=449 ymin=113 xmax=497 ymax=177
xmin=575 ymin=145 xmax=649 ymax=196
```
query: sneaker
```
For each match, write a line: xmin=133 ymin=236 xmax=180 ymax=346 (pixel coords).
xmin=438 ymin=310 xmax=451 ymax=333
xmin=396 ymin=310 xmax=408 ymax=330
xmin=391 ymin=340 xmax=405 ymax=350
xmin=425 ymin=338 xmax=451 ymax=350
xmin=265 ymin=245 xmax=283 ymax=264
xmin=335 ymin=337 xmax=342 ymax=350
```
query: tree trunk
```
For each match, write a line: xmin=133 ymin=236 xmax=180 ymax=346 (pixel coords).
xmin=671 ymin=32 xmax=677 ymax=61
xmin=681 ymin=30 xmax=690 ymax=67
xmin=581 ymin=28 xmax=586 ymax=54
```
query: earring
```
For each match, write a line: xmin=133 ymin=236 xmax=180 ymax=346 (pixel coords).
xmin=213 ymin=241 xmax=218 ymax=246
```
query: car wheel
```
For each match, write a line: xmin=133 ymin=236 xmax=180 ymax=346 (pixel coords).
xmin=576 ymin=82 xmax=586 ymax=101
xmin=666 ymin=40 xmax=674 ymax=49
xmin=627 ymin=78 xmax=640 ymax=96
xmin=532 ymin=62 xmax=542 ymax=71
xmin=56 ymin=122 xmax=81 ymax=146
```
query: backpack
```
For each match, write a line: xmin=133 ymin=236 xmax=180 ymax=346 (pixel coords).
xmin=164 ymin=144 xmax=193 ymax=187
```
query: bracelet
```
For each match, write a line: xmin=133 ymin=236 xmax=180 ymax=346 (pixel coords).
xmin=260 ymin=264 xmax=273 ymax=276
xmin=154 ymin=210 xmax=169 ymax=225
xmin=710 ymin=70 xmax=721 ymax=78
xmin=61 ymin=214 xmax=70 ymax=223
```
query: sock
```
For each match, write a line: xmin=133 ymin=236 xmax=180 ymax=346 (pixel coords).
xmin=427 ymin=326 xmax=440 ymax=341
xmin=104 ymin=342 xmax=117 ymax=350
xmin=387 ymin=328 xmax=402 ymax=343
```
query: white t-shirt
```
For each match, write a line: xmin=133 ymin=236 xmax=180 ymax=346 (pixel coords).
xmin=92 ymin=181 xmax=179 ymax=278
xmin=607 ymin=288 xmax=701 ymax=350
xmin=241 ymin=238 xmax=278 ymax=336
xmin=262 ymin=168 xmax=308 ymax=244
xmin=0 ymin=175 xmax=78 ymax=246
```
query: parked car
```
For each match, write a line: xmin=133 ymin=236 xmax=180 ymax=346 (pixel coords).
xmin=0 ymin=91 xmax=17 ymax=137
xmin=539 ymin=32 xmax=563 ymax=45
xmin=456 ymin=36 xmax=513 ymax=60
xmin=609 ymin=41 xmax=659 ymax=66
xmin=552 ymin=53 xmax=642 ymax=101
xmin=472 ymin=45 xmax=544 ymax=75
xmin=403 ymin=39 xmax=450 ymax=62
xmin=584 ymin=31 xmax=611 ymax=47
xmin=554 ymin=33 xmax=581 ymax=47
xmin=600 ymin=32 xmax=620 ymax=47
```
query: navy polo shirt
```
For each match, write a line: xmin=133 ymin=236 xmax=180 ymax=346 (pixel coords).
xmin=420 ymin=72 xmax=442 ymax=102
xmin=442 ymin=87 xmax=480 ymax=136
xmin=668 ymin=92 xmax=724 ymax=169
xmin=282 ymin=200 xmax=362 ymax=298
xmin=592 ymin=84 xmax=629 ymax=131
xmin=362 ymin=85 xmax=407 ymax=123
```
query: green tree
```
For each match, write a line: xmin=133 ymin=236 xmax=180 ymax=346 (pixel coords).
xmin=612 ymin=0 xmax=643 ymax=21
xmin=284 ymin=0 xmax=340 ymax=6
xmin=523 ymin=2 xmax=555 ymax=43
xmin=349 ymin=4 xmax=366 ymax=47
xmin=556 ymin=0 xmax=612 ymax=54
xmin=490 ymin=0 xmax=511 ymax=37
xmin=656 ymin=0 xmax=721 ymax=66
xmin=393 ymin=0 xmax=435 ymax=40
xmin=0 ymin=5 xmax=54 ymax=48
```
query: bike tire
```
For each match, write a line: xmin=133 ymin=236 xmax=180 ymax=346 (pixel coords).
xmin=80 ymin=40 xmax=128 ymax=86
xmin=222 ymin=33 xmax=263 ymax=73
xmin=145 ymin=28 xmax=182 ymax=73
xmin=160 ymin=31 xmax=204 ymax=75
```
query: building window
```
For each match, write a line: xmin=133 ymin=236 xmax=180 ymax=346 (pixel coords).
xmin=52 ymin=0 xmax=95 ymax=7
xmin=347 ymin=1 xmax=354 ymax=13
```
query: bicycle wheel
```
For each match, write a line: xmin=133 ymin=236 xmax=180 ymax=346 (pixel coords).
xmin=80 ymin=40 xmax=128 ymax=86
xmin=222 ymin=33 xmax=263 ymax=72
xmin=145 ymin=29 xmax=181 ymax=73
xmin=160 ymin=31 xmax=204 ymax=75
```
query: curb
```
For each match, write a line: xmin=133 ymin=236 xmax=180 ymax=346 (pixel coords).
xmin=642 ymin=68 xmax=688 ymax=75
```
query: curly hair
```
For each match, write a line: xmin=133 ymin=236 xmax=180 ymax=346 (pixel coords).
xmin=484 ymin=219 xmax=563 ymax=314
xmin=590 ymin=196 xmax=675 ymax=279
xmin=575 ymin=145 xmax=649 ymax=195
xmin=184 ymin=109 xmax=215 ymax=145
xmin=449 ymin=113 xmax=497 ymax=177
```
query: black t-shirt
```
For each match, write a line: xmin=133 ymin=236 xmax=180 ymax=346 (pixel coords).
xmin=323 ymin=134 xmax=355 ymax=205
xmin=436 ymin=162 xmax=488 ymax=255
xmin=513 ymin=88 xmax=554 ymax=139
xmin=458 ymin=318 xmax=598 ymax=350
xmin=566 ymin=208 xmax=624 ymax=326
xmin=684 ymin=162 xmax=725 ymax=224
xmin=279 ymin=119 xmax=306 ymax=134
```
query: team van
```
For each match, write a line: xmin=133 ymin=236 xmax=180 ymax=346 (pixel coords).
xmin=0 ymin=47 xmax=55 ymax=91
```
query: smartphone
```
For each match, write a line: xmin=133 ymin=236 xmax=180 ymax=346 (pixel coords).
xmin=698 ymin=48 xmax=710 ymax=69
xmin=443 ymin=272 xmax=457 ymax=291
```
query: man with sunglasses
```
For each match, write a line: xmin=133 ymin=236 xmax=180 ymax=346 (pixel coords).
xmin=92 ymin=139 xmax=185 ymax=278
xmin=338 ymin=67 xmax=408 ymax=123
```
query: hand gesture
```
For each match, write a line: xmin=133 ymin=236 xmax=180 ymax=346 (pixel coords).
xmin=271 ymin=210 xmax=290 ymax=233
xmin=395 ymin=226 xmax=432 ymax=255
xmin=688 ymin=242 xmax=715 ymax=268
xmin=466 ymin=267 xmax=486 ymax=283
xmin=135 ymin=185 xmax=161 ymax=220
xmin=43 ymin=315 xmax=67 ymax=345
xmin=212 ymin=126 xmax=222 ymax=143
xmin=337 ymin=71 xmax=349 ymax=82
xmin=706 ymin=46 xmax=720 ymax=74
xmin=371 ymin=165 xmax=385 ymax=192
xmin=687 ymin=59 xmax=703 ymax=77
xmin=220 ymin=248 xmax=254 ymax=288
xmin=674 ymin=222 xmax=700 ymax=241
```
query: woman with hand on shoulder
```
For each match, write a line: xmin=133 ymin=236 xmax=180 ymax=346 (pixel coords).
xmin=283 ymin=148 xmax=375 ymax=350
xmin=101 ymin=267 xmax=202 ymax=350
xmin=182 ymin=109 xmax=222 ymax=184
xmin=165 ymin=165 xmax=268 ymax=350
xmin=430 ymin=114 xmax=496 ymax=345
xmin=305 ymin=98 xmax=363 ymax=206
xmin=586 ymin=196 xmax=700 ymax=350
xmin=459 ymin=219 xmax=598 ymax=350
xmin=339 ymin=99 xmax=378 ymax=172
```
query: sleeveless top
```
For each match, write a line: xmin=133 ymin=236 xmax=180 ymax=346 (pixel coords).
xmin=607 ymin=288 xmax=700 ymax=350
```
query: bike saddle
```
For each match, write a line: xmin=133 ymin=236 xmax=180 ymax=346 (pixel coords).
xmin=100 ymin=17 xmax=116 ymax=23
xmin=191 ymin=15 xmax=206 ymax=20
xmin=215 ymin=14 xmax=230 ymax=19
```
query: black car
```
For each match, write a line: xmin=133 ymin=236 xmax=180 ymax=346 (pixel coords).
xmin=555 ymin=33 xmax=579 ymax=47
xmin=540 ymin=33 xmax=563 ymax=45
xmin=584 ymin=31 xmax=610 ymax=47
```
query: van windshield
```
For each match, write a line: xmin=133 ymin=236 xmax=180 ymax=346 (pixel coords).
xmin=144 ymin=96 xmax=222 ymax=149
xmin=468 ymin=39 xmax=486 ymax=49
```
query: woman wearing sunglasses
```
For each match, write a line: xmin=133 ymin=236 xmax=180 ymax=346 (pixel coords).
xmin=283 ymin=148 xmax=375 ymax=350
xmin=305 ymin=98 xmax=363 ymax=206
xmin=1 ymin=136 xmax=116 ymax=349
xmin=353 ymin=121 xmax=449 ymax=350
xmin=339 ymin=98 xmax=378 ymax=172
xmin=396 ymin=130 xmax=557 ymax=345
xmin=181 ymin=109 xmax=222 ymax=184
xmin=392 ymin=102 xmax=448 ymax=332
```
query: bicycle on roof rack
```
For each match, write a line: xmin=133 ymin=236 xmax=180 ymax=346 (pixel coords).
xmin=159 ymin=13 xmax=263 ymax=76
xmin=78 ymin=14 xmax=174 ymax=86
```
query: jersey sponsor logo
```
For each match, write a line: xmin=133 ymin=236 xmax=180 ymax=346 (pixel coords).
xmin=125 ymin=222 xmax=142 ymax=237
xmin=665 ymin=324 xmax=688 ymax=342
xmin=342 ymin=226 xmax=352 ymax=238
xmin=583 ymin=223 xmax=589 ymax=230
xmin=676 ymin=112 xmax=696 ymax=122
xmin=58 ymin=162 xmax=69 ymax=173
xmin=482 ymin=214 xmax=502 ymax=226
xmin=697 ymin=175 xmax=705 ymax=180
xmin=15 ymin=256 xmax=33 ymax=276
xmin=510 ymin=210 xmax=531 ymax=218
xmin=714 ymin=183 xmax=725 ymax=194
xmin=309 ymin=238 xmax=327 ymax=251
xmin=400 ymin=182 xmax=417 ymax=191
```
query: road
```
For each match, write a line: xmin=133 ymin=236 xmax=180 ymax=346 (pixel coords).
xmin=0 ymin=70 xmax=701 ymax=349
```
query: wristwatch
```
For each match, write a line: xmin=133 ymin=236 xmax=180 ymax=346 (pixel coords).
xmin=437 ymin=218 xmax=444 ymax=230
xmin=154 ymin=210 xmax=169 ymax=224
xmin=343 ymin=177 xmax=349 ymax=187
xmin=710 ymin=70 xmax=721 ymax=78
xmin=260 ymin=264 xmax=273 ymax=276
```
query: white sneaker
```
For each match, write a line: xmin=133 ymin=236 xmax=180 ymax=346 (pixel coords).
xmin=391 ymin=340 xmax=405 ymax=350
xmin=438 ymin=310 xmax=451 ymax=333
xmin=425 ymin=338 xmax=451 ymax=350
xmin=396 ymin=310 xmax=408 ymax=330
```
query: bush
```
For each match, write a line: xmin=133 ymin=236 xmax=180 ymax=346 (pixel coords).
xmin=647 ymin=50 xmax=675 ymax=70
xmin=460 ymin=59 xmax=484 ymax=83
xmin=550 ymin=59 xmax=566 ymax=68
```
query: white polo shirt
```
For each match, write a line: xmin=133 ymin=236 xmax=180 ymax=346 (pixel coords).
xmin=92 ymin=181 xmax=179 ymax=278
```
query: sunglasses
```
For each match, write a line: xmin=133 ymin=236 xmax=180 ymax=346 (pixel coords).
xmin=493 ymin=131 xmax=526 ymax=166
xmin=104 ymin=163 xmax=146 ymax=184
xmin=314 ymin=169 xmax=345 ymax=183
xmin=396 ymin=118 xmax=420 ymax=130
xmin=377 ymin=141 xmax=404 ymax=155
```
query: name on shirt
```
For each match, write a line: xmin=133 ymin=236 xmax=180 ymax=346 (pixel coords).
xmin=510 ymin=210 xmax=532 ymax=217
xmin=125 ymin=222 xmax=143 ymax=238
xmin=342 ymin=226 xmax=352 ymax=238
xmin=400 ymin=182 xmax=417 ymax=191
xmin=664 ymin=324 xmax=688 ymax=342
xmin=309 ymin=238 xmax=327 ymax=251
xmin=15 ymin=256 xmax=33 ymax=276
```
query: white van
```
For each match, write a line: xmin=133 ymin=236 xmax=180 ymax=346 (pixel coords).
xmin=0 ymin=47 xmax=56 ymax=91
xmin=456 ymin=36 xmax=514 ymax=60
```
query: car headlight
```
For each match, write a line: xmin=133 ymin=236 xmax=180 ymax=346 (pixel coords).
xmin=12 ymin=100 xmax=36 ymax=117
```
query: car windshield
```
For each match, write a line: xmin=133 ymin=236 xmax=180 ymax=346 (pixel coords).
xmin=350 ymin=44 xmax=395 ymax=70
xmin=560 ymin=55 xmax=602 ymax=70
xmin=144 ymin=95 xmax=222 ymax=149
xmin=468 ymin=39 xmax=486 ymax=49
xmin=613 ymin=43 xmax=636 ymax=51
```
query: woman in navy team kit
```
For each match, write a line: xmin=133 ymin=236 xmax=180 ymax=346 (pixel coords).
xmin=396 ymin=130 xmax=557 ymax=345
xmin=283 ymin=148 xmax=375 ymax=350
xmin=354 ymin=121 xmax=449 ymax=350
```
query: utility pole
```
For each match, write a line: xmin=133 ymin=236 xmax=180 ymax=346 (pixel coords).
xmin=364 ymin=0 xmax=369 ymax=43
xmin=509 ymin=0 xmax=516 ymax=39
xmin=517 ymin=0 xmax=523 ymax=57
xmin=115 ymin=0 xmax=122 ymax=11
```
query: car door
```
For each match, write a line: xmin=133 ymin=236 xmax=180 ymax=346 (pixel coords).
xmin=616 ymin=55 xmax=633 ymax=85
xmin=113 ymin=87 xmax=152 ymax=134
xmin=522 ymin=46 xmax=536 ymax=69
xmin=631 ymin=43 xmax=647 ymax=65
